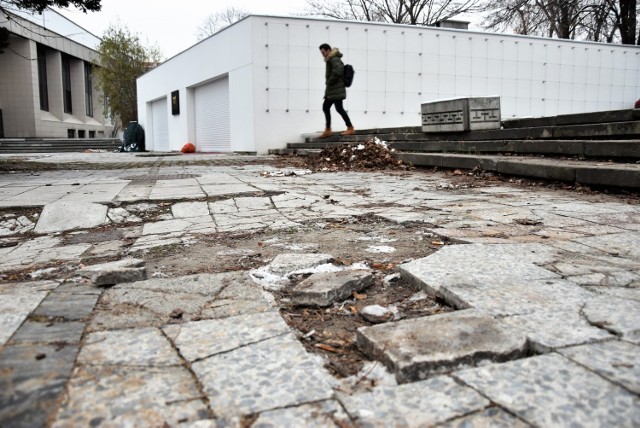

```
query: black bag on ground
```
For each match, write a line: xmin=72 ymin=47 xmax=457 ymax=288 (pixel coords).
xmin=120 ymin=121 xmax=145 ymax=152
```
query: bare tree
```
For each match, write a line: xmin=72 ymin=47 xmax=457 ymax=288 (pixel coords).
xmin=304 ymin=0 xmax=483 ymax=26
xmin=196 ymin=7 xmax=248 ymax=40
xmin=482 ymin=0 xmax=638 ymax=44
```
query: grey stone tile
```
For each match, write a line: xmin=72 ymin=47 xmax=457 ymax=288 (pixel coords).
xmin=34 ymin=201 xmax=108 ymax=233
xmin=192 ymin=334 xmax=334 ymax=419
xmin=9 ymin=321 xmax=85 ymax=346
xmin=357 ymin=310 xmax=528 ymax=383
xmin=79 ymin=328 xmax=181 ymax=366
xmin=502 ymin=310 xmax=613 ymax=353
xmin=400 ymin=243 xmax=559 ymax=296
xmin=172 ymin=201 xmax=211 ymax=218
xmin=165 ymin=312 xmax=290 ymax=362
xmin=574 ymin=232 xmax=640 ymax=259
xmin=0 ymin=344 xmax=79 ymax=428
xmin=33 ymin=289 xmax=101 ymax=321
xmin=437 ymin=278 xmax=596 ymax=316
xmin=142 ymin=218 xmax=192 ymax=235
xmin=253 ymin=400 xmax=352 ymax=427
xmin=454 ymin=354 xmax=640 ymax=427
xmin=437 ymin=407 xmax=531 ymax=428
xmin=582 ymin=296 xmax=640 ymax=342
xmin=267 ymin=253 xmax=334 ymax=275
xmin=76 ymin=257 xmax=147 ymax=286
xmin=52 ymin=365 xmax=209 ymax=427
xmin=584 ymin=285 xmax=640 ymax=303
xmin=291 ymin=270 xmax=374 ymax=307
xmin=558 ymin=340 xmax=640 ymax=395
xmin=339 ymin=375 xmax=489 ymax=427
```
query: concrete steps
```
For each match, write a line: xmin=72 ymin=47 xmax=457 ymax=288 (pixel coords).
xmin=0 ymin=139 xmax=122 ymax=153
xmin=273 ymin=108 xmax=640 ymax=189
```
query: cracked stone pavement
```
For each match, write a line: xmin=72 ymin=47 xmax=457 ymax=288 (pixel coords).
xmin=0 ymin=152 xmax=639 ymax=427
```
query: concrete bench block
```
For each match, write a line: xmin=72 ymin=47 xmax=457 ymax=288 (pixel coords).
xmin=422 ymin=97 xmax=501 ymax=133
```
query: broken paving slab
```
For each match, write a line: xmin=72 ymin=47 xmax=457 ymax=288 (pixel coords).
xmin=252 ymin=400 xmax=351 ymax=427
xmin=453 ymin=354 xmax=640 ymax=427
xmin=9 ymin=321 xmax=85 ymax=346
xmin=76 ymin=258 xmax=146 ymax=286
xmin=558 ymin=340 xmax=640 ymax=395
xmin=192 ymin=333 xmax=334 ymax=419
xmin=267 ymin=253 xmax=334 ymax=275
xmin=51 ymin=365 xmax=209 ymax=427
xmin=34 ymin=201 xmax=108 ymax=233
xmin=399 ymin=243 xmax=560 ymax=296
xmin=582 ymin=296 xmax=640 ymax=343
xmin=339 ymin=374 xmax=489 ymax=427
xmin=88 ymin=274 xmax=232 ymax=331
xmin=290 ymin=270 xmax=374 ymax=307
xmin=357 ymin=309 xmax=528 ymax=383
xmin=164 ymin=311 xmax=290 ymax=363
xmin=437 ymin=278 xmax=597 ymax=316
xmin=78 ymin=328 xmax=181 ymax=367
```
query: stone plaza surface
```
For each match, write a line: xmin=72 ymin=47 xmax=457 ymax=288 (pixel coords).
xmin=0 ymin=152 xmax=639 ymax=427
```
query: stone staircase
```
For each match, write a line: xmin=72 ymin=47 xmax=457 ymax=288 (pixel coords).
xmin=0 ymin=138 xmax=122 ymax=154
xmin=273 ymin=108 xmax=640 ymax=189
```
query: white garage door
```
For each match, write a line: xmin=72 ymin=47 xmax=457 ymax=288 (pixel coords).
xmin=151 ymin=98 xmax=169 ymax=151
xmin=195 ymin=77 xmax=230 ymax=152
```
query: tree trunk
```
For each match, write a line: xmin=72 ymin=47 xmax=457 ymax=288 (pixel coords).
xmin=619 ymin=0 xmax=637 ymax=44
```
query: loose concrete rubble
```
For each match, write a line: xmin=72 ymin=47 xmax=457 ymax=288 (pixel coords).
xmin=0 ymin=152 xmax=639 ymax=427
xmin=76 ymin=258 xmax=147 ymax=286
xmin=290 ymin=270 xmax=373 ymax=307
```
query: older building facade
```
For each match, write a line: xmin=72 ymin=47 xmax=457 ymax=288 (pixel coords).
xmin=0 ymin=9 xmax=113 ymax=139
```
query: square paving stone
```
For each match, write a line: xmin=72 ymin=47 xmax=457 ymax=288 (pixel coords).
xmin=454 ymin=354 xmax=640 ymax=427
xmin=0 ymin=344 xmax=79 ymax=428
xmin=32 ymin=290 xmax=101 ymax=321
xmin=400 ymin=244 xmax=559 ymax=296
xmin=574 ymin=232 xmax=640 ymax=259
xmin=9 ymin=321 xmax=84 ymax=346
xmin=357 ymin=309 xmax=528 ymax=383
xmin=164 ymin=311 xmax=290 ymax=363
xmin=339 ymin=375 xmax=489 ymax=427
xmin=78 ymin=327 xmax=181 ymax=366
xmin=192 ymin=334 xmax=334 ymax=419
xmin=437 ymin=278 xmax=596 ymax=316
xmin=558 ymin=340 xmax=640 ymax=395
xmin=290 ymin=270 xmax=374 ymax=307
xmin=252 ymin=400 xmax=351 ymax=427
xmin=52 ymin=365 xmax=209 ymax=427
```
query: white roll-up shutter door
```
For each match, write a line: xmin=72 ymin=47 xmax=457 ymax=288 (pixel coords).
xmin=194 ymin=77 xmax=231 ymax=152
xmin=151 ymin=98 xmax=169 ymax=151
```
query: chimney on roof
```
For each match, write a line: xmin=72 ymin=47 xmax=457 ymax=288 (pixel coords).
xmin=432 ymin=19 xmax=469 ymax=30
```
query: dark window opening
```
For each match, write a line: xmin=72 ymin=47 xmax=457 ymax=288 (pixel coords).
xmin=37 ymin=44 xmax=49 ymax=111
xmin=89 ymin=130 xmax=95 ymax=138
xmin=67 ymin=129 xmax=75 ymax=138
xmin=62 ymin=54 xmax=72 ymax=114
xmin=78 ymin=130 xmax=86 ymax=138
xmin=84 ymin=62 xmax=93 ymax=117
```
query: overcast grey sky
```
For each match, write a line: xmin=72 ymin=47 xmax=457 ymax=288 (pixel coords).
xmin=56 ymin=0 xmax=309 ymax=58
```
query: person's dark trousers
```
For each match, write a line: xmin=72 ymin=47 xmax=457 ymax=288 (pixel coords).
xmin=323 ymin=99 xmax=352 ymax=128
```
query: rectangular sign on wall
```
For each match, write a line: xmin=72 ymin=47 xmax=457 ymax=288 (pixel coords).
xmin=171 ymin=90 xmax=180 ymax=115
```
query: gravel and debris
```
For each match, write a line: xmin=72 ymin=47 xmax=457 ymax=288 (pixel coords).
xmin=308 ymin=139 xmax=411 ymax=172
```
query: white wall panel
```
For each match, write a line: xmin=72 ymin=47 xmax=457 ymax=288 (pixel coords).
xmin=139 ymin=15 xmax=640 ymax=154
xmin=150 ymin=98 xmax=169 ymax=151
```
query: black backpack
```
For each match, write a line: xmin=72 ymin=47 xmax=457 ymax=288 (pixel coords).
xmin=343 ymin=64 xmax=355 ymax=87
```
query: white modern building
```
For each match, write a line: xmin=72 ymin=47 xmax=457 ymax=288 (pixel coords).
xmin=0 ymin=9 xmax=112 ymax=139
xmin=137 ymin=15 xmax=640 ymax=154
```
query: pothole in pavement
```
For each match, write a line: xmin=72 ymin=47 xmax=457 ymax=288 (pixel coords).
xmin=277 ymin=271 xmax=453 ymax=378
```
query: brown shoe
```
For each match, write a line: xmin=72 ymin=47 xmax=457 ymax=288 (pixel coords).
xmin=340 ymin=126 xmax=355 ymax=136
xmin=318 ymin=128 xmax=333 ymax=139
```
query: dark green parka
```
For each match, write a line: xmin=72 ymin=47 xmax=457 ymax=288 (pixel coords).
xmin=324 ymin=48 xmax=346 ymax=101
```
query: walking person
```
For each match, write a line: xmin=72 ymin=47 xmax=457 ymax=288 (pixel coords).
xmin=318 ymin=43 xmax=355 ymax=138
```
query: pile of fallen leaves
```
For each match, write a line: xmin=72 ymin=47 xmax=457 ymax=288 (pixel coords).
xmin=307 ymin=138 xmax=410 ymax=172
